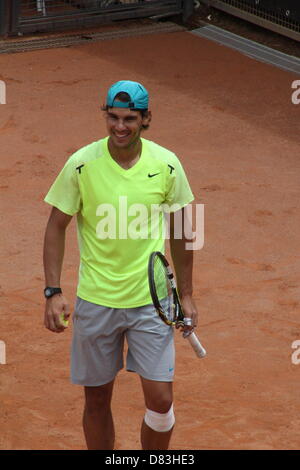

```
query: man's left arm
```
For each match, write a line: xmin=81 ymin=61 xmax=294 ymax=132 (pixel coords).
xmin=169 ymin=208 xmax=198 ymax=333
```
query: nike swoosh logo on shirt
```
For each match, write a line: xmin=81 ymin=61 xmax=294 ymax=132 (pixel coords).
xmin=148 ymin=173 xmax=160 ymax=178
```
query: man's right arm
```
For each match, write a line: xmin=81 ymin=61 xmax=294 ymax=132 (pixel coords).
xmin=43 ymin=207 xmax=73 ymax=333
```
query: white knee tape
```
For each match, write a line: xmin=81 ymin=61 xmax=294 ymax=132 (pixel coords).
xmin=144 ymin=404 xmax=175 ymax=432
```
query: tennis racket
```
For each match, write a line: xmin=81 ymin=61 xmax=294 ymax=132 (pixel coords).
xmin=148 ymin=251 xmax=206 ymax=358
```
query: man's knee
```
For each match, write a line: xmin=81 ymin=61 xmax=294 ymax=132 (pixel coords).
xmin=141 ymin=378 xmax=173 ymax=412
xmin=147 ymin=396 xmax=173 ymax=414
xmin=84 ymin=381 xmax=114 ymax=413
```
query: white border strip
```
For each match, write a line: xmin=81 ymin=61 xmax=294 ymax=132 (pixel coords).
xmin=191 ymin=24 xmax=300 ymax=75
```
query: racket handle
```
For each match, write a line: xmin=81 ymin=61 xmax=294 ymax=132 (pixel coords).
xmin=184 ymin=331 xmax=207 ymax=358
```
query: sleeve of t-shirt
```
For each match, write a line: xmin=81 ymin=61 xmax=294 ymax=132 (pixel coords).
xmin=44 ymin=154 xmax=81 ymax=216
xmin=163 ymin=154 xmax=194 ymax=213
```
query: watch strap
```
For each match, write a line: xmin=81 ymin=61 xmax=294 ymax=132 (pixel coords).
xmin=44 ymin=287 xmax=62 ymax=298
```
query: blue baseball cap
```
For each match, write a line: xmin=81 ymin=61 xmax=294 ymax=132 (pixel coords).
xmin=106 ymin=80 xmax=149 ymax=110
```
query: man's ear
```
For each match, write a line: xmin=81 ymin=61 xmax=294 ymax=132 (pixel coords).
xmin=143 ymin=110 xmax=152 ymax=126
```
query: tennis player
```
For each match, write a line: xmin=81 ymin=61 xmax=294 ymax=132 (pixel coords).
xmin=43 ymin=80 xmax=199 ymax=450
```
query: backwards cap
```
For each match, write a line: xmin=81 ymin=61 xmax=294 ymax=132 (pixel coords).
xmin=106 ymin=80 xmax=149 ymax=110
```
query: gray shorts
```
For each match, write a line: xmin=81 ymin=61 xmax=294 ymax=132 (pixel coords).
xmin=71 ymin=297 xmax=175 ymax=386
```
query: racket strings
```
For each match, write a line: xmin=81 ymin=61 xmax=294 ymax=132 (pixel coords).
xmin=153 ymin=257 xmax=175 ymax=322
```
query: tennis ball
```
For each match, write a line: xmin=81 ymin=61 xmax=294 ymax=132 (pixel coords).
xmin=59 ymin=314 xmax=69 ymax=328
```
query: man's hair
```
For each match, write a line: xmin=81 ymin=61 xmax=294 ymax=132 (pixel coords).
xmin=102 ymin=92 xmax=150 ymax=130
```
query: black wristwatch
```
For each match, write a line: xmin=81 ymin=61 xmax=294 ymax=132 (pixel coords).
xmin=44 ymin=287 xmax=62 ymax=299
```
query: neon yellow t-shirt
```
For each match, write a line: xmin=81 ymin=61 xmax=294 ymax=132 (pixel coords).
xmin=44 ymin=137 xmax=194 ymax=308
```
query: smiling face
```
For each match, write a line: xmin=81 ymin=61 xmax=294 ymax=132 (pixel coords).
xmin=105 ymin=107 xmax=151 ymax=151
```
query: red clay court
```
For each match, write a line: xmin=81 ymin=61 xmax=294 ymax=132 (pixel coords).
xmin=0 ymin=23 xmax=300 ymax=449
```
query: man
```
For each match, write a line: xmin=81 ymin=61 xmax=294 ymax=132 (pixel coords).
xmin=43 ymin=80 xmax=198 ymax=450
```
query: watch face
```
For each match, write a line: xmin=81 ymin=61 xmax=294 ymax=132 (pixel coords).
xmin=45 ymin=288 xmax=52 ymax=297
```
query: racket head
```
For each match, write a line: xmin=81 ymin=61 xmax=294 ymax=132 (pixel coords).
xmin=148 ymin=251 xmax=183 ymax=326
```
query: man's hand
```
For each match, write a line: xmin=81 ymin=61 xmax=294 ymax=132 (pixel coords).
xmin=176 ymin=296 xmax=198 ymax=336
xmin=44 ymin=294 xmax=70 ymax=333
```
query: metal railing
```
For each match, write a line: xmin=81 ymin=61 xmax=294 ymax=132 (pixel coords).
xmin=1 ymin=0 xmax=187 ymax=36
xmin=202 ymin=0 xmax=300 ymax=41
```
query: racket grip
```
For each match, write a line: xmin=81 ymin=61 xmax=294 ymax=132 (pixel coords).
xmin=184 ymin=331 xmax=207 ymax=358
